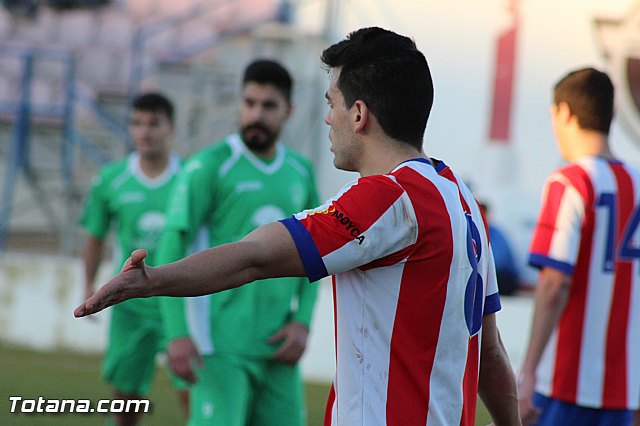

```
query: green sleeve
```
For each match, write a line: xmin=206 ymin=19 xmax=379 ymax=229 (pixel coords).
xmin=78 ymin=168 xmax=111 ymax=239
xmin=157 ymin=228 xmax=191 ymax=340
xmin=157 ymin=153 xmax=218 ymax=341
xmin=164 ymin=154 xmax=216 ymax=235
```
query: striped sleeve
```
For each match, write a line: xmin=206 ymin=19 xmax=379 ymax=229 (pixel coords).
xmin=280 ymin=176 xmax=418 ymax=281
xmin=529 ymin=171 xmax=586 ymax=274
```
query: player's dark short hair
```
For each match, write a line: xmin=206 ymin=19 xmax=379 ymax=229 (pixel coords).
xmin=243 ymin=59 xmax=293 ymax=102
xmin=321 ymin=27 xmax=434 ymax=151
xmin=553 ymin=67 xmax=614 ymax=134
xmin=131 ymin=92 xmax=175 ymax=123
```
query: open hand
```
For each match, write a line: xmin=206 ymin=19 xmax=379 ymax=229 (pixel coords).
xmin=74 ymin=249 xmax=150 ymax=317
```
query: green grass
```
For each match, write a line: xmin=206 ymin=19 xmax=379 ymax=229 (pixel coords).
xmin=0 ymin=345 xmax=490 ymax=425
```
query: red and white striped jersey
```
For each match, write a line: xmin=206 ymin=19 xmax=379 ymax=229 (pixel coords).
xmin=280 ymin=158 xmax=501 ymax=425
xmin=529 ymin=156 xmax=640 ymax=410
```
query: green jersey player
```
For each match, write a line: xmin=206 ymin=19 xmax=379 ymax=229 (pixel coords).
xmin=79 ymin=93 xmax=188 ymax=425
xmin=157 ymin=60 xmax=320 ymax=426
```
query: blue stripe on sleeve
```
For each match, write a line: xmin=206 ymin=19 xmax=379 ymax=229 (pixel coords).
xmin=528 ymin=253 xmax=574 ymax=275
xmin=483 ymin=292 xmax=502 ymax=315
xmin=279 ymin=217 xmax=329 ymax=282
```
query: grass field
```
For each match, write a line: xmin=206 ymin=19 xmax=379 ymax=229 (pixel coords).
xmin=0 ymin=345 xmax=491 ymax=425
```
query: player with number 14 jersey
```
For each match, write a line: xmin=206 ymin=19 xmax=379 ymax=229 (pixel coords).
xmin=529 ymin=156 xmax=640 ymax=409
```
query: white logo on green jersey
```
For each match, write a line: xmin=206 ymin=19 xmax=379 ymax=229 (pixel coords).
xmin=235 ymin=181 xmax=263 ymax=193
xmin=133 ymin=211 xmax=166 ymax=248
xmin=251 ymin=205 xmax=287 ymax=228
xmin=120 ymin=192 xmax=145 ymax=204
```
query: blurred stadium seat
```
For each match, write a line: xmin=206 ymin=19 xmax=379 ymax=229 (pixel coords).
xmin=57 ymin=9 xmax=97 ymax=47
xmin=96 ymin=10 xmax=135 ymax=49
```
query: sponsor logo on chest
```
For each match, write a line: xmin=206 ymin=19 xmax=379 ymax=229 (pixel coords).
xmin=119 ymin=192 xmax=145 ymax=204
xmin=234 ymin=181 xmax=264 ymax=193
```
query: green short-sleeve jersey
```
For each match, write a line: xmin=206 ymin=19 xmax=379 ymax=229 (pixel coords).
xmin=164 ymin=134 xmax=321 ymax=356
xmin=79 ymin=153 xmax=181 ymax=317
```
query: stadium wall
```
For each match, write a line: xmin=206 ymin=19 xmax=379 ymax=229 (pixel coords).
xmin=0 ymin=253 xmax=532 ymax=382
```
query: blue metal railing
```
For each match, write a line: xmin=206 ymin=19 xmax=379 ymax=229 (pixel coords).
xmin=0 ymin=44 xmax=127 ymax=250
xmin=0 ymin=45 xmax=76 ymax=250
xmin=74 ymin=83 xmax=129 ymax=147
xmin=0 ymin=1 xmax=288 ymax=251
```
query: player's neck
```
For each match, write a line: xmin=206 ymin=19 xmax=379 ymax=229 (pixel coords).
xmin=249 ymin=145 xmax=277 ymax=161
xmin=358 ymin=137 xmax=424 ymax=177
xmin=567 ymin=131 xmax=614 ymax=162
xmin=138 ymin=152 xmax=170 ymax=178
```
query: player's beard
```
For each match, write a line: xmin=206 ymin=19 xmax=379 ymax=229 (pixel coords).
xmin=241 ymin=123 xmax=279 ymax=154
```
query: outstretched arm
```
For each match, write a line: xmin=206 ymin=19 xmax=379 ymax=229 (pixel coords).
xmin=74 ymin=222 xmax=306 ymax=317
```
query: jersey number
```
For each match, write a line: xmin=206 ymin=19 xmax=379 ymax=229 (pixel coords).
xmin=597 ymin=192 xmax=640 ymax=272
xmin=464 ymin=214 xmax=483 ymax=337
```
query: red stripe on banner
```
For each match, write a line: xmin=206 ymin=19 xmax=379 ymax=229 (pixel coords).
xmin=529 ymin=181 xmax=567 ymax=256
xmin=551 ymin=166 xmax=594 ymax=402
xmin=489 ymin=27 xmax=517 ymax=143
xmin=386 ymin=172 xmax=453 ymax=425
xmin=603 ymin=163 xmax=634 ymax=407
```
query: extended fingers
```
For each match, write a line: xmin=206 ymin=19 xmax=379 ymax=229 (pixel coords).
xmin=73 ymin=294 xmax=105 ymax=317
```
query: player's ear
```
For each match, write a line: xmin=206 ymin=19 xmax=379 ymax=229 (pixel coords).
xmin=285 ymin=101 xmax=294 ymax=120
xmin=556 ymin=101 xmax=572 ymax=123
xmin=352 ymin=100 xmax=368 ymax=133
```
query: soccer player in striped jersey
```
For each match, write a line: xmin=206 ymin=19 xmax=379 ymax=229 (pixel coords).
xmin=519 ymin=68 xmax=640 ymax=426
xmin=75 ymin=27 xmax=521 ymax=426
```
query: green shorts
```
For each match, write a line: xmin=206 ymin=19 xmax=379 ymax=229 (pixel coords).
xmin=102 ymin=302 xmax=187 ymax=395
xmin=189 ymin=354 xmax=305 ymax=426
